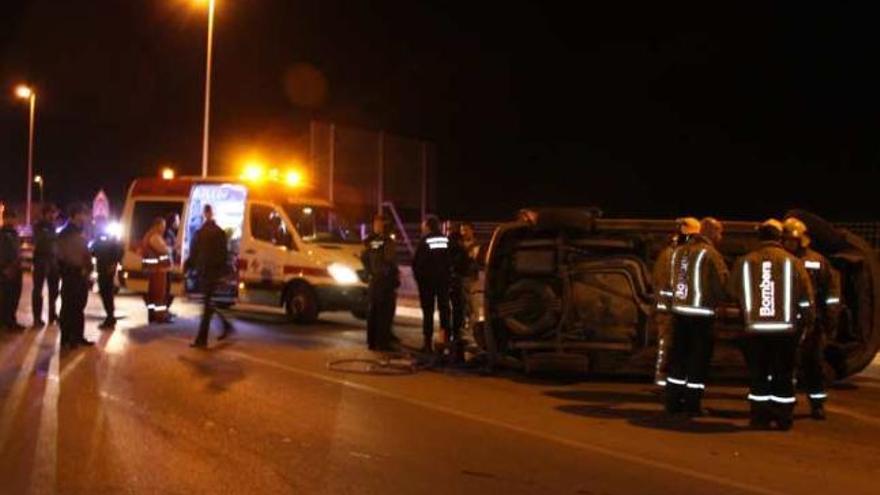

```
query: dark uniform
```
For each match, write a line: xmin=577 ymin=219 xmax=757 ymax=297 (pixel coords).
xmin=732 ymin=240 xmax=814 ymax=430
xmin=57 ymin=221 xmax=94 ymax=347
xmin=652 ymin=241 xmax=677 ymax=386
xmin=795 ymin=248 xmax=841 ymax=413
xmin=0 ymin=224 xmax=24 ymax=329
xmin=187 ymin=218 xmax=234 ymax=346
xmin=91 ymin=233 xmax=124 ymax=328
xmin=666 ymin=234 xmax=729 ymax=414
xmin=413 ymin=231 xmax=451 ymax=351
xmin=32 ymin=218 xmax=60 ymax=326
xmin=361 ymin=232 xmax=399 ymax=350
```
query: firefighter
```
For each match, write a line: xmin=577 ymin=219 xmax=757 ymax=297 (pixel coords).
xmin=665 ymin=217 xmax=729 ymax=416
xmin=91 ymin=220 xmax=124 ymax=330
xmin=413 ymin=216 xmax=451 ymax=354
xmin=0 ymin=208 xmax=24 ymax=331
xmin=187 ymin=204 xmax=235 ymax=348
xmin=652 ymin=217 xmax=701 ymax=387
xmin=783 ymin=217 xmax=841 ymax=420
xmin=141 ymin=217 xmax=172 ymax=323
xmin=732 ymin=219 xmax=814 ymax=430
xmin=31 ymin=203 xmax=60 ymax=328
xmin=57 ymin=203 xmax=94 ymax=349
xmin=361 ymin=214 xmax=400 ymax=351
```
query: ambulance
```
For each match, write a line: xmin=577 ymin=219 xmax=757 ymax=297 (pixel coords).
xmin=119 ymin=175 xmax=368 ymax=323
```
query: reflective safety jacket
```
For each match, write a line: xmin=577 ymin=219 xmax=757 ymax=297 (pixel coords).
xmin=732 ymin=241 xmax=815 ymax=334
xmin=668 ymin=235 xmax=729 ymax=317
xmin=798 ymin=248 xmax=841 ymax=314
xmin=653 ymin=244 xmax=675 ymax=312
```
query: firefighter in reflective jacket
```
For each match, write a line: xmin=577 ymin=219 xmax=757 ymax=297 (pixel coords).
xmin=413 ymin=216 xmax=451 ymax=354
xmin=653 ymin=217 xmax=701 ymax=387
xmin=782 ymin=217 xmax=841 ymax=420
xmin=665 ymin=217 xmax=729 ymax=415
xmin=732 ymin=219 xmax=815 ymax=430
xmin=361 ymin=214 xmax=400 ymax=351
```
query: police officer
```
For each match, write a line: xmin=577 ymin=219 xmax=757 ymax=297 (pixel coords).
xmin=732 ymin=219 xmax=814 ymax=430
xmin=783 ymin=217 xmax=841 ymax=420
xmin=0 ymin=208 xmax=24 ymax=331
xmin=653 ymin=217 xmax=701 ymax=387
xmin=361 ymin=214 xmax=400 ymax=351
xmin=31 ymin=204 xmax=60 ymax=328
xmin=57 ymin=203 xmax=95 ymax=349
xmin=665 ymin=217 xmax=729 ymax=416
xmin=413 ymin=216 xmax=451 ymax=354
xmin=91 ymin=220 xmax=124 ymax=330
xmin=187 ymin=204 xmax=235 ymax=348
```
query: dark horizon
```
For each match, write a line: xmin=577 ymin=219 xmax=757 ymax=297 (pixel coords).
xmin=2 ymin=1 xmax=879 ymax=222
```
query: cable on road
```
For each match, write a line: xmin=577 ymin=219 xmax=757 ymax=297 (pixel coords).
xmin=327 ymin=351 xmax=433 ymax=376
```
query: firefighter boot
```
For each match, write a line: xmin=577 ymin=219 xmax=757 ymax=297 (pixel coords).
xmin=773 ymin=403 xmax=795 ymax=431
xmin=810 ymin=400 xmax=827 ymax=421
xmin=749 ymin=402 xmax=772 ymax=430
xmin=664 ymin=384 xmax=685 ymax=415
xmin=683 ymin=388 xmax=706 ymax=417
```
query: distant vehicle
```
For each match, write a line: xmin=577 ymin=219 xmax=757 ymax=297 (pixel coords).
xmin=477 ymin=208 xmax=880 ymax=380
xmin=119 ymin=176 xmax=368 ymax=323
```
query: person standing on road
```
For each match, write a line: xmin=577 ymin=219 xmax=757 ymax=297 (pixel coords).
xmin=665 ymin=217 xmax=729 ymax=416
xmin=141 ymin=217 xmax=172 ymax=324
xmin=31 ymin=203 xmax=61 ymax=328
xmin=361 ymin=213 xmax=400 ymax=351
xmin=91 ymin=220 xmax=124 ymax=330
xmin=413 ymin=216 xmax=452 ymax=354
xmin=459 ymin=222 xmax=482 ymax=345
xmin=652 ymin=217 xmax=701 ymax=387
xmin=0 ymin=209 xmax=25 ymax=331
xmin=164 ymin=212 xmax=181 ymax=317
xmin=732 ymin=219 xmax=814 ymax=430
xmin=57 ymin=203 xmax=95 ymax=349
xmin=782 ymin=217 xmax=841 ymax=420
xmin=186 ymin=204 xmax=235 ymax=348
xmin=448 ymin=225 xmax=469 ymax=361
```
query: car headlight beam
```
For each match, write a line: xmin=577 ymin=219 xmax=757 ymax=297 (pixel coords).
xmin=328 ymin=263 xmax=359 ymax=285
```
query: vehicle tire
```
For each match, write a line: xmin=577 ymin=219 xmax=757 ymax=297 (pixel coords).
xmin=285 ymin=283 xmax=319 ymax=324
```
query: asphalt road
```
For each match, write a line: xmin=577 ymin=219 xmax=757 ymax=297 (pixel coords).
xmin=2 ymin=277 xmax=880 ymax=495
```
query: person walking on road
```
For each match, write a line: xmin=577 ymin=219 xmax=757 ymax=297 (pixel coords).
xmin=0 ymin=208 xmax=25 ymax=331
xmin=782 ymin=217 xmax=841 ymax=420
xmin=141 ymin=217 xmax=172 ymax=323
xmin=361 ymin=213 xmax=400 ymax=351
xmin=413 ymin=216 xmax=452 ymax=354
xmin=665 ymin=217 xmax=729 ymax=416
xmin=57 ymin=203 xmax=94 ymax=349
xmin=186 ymin=204 xmax=235 ymax=348
xmin=31 ymin=203 xmax=61 ymax=328
xmin=652 ymin=217 xmax=701 ymax=387
xmin=732 ymin=219 xmax=815 ymax=430
xmin=91 ymin=219 xmax=124 ymax=330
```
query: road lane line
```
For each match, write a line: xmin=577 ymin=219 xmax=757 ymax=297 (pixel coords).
xmin=217 ymin=347 xmax=783 ymax=495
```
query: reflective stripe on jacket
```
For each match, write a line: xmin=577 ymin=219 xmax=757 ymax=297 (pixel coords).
xmin=669 ymin=236 xmax=729 ymax=317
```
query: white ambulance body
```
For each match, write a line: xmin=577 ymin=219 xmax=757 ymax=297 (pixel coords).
xmin=119 ymin=177 xmax=368 ymax=323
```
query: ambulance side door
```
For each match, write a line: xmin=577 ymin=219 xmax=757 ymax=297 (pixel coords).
xmin=239 ymin=201 xmax=295 ymax=306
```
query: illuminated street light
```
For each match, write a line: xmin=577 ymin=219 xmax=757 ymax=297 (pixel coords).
xmin=34 ymin=175 xmax=44 ymax=204
xmin=14 ymin=84 xmax=37 ymax=225
xmin=195 ymin=0 xmax=217 ymax=178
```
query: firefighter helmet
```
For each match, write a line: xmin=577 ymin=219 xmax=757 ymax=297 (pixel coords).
xmin=676 ymin=217 xmax=701 ymax=236
xmin=783 ymin=217 xmax=810 ymax=248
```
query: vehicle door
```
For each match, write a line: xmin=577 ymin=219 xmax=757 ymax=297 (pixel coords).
xmin=240 ymin=201 xmax=297 ymax=306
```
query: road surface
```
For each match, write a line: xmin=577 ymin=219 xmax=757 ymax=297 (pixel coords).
xmin=2 ymin=277 xmax=880 ymax=494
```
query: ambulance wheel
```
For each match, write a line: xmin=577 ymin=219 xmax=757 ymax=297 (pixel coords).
xmin=286 ymin=284 xmax=319 ymax=324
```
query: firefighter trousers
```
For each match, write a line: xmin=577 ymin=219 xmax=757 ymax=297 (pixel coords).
xmin=800 ymin=327 xmax=827 ymax=406
xmin=666 ymin=315 xmax=715 ymax=413
xmin=746 ymin=334 xmax=799 ymax=424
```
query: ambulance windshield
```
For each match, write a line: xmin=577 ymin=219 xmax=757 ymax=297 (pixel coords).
xmin=284 ymin=205 xmax=360 ymax=245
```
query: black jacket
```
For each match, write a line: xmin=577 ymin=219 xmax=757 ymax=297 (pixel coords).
xmin=361 ymin=233 xmax=399 ymax=289
xmin=0 ymin=225 xmax=22 ymax=278
xmin=91 ymin=234 xmax=124 ymax=273
xmin=413 ymin=232 xmax=451 ymax=285
xmin=57 ymin=223 xmax=93 ymax=278
xmin=32 ymin=219 xmax=58 ymax=263
xmin=186 ymin=220 xmax=230 ymax=282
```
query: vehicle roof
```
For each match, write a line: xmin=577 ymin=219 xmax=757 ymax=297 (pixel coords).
xmin=129 ymin=177 xmax=332 ymax=207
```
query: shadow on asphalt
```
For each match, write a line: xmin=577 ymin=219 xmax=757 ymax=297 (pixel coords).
xmin=178 ymin=351 xmax=246 ymax=393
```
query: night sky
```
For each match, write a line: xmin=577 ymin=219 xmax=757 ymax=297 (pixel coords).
xmin=1 ymin=1 xmax=879 ymax=221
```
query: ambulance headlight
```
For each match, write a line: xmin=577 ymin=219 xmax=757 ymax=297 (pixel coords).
xmin=328 ymin=263 xmax=359 ymax=285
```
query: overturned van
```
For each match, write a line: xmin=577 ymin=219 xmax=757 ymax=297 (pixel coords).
xmin=478 ymin=208 xmax=880 ymax=380
xmin=120 ymin=177 xmax=368 ymax=323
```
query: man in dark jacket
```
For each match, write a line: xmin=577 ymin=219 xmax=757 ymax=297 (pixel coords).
xmin=186 ymin=204 xmax=234 ymax=348
xmin=91 ymin=220 xmax=124 ymax=330
xmin=57 ymin=203 xmax=94 ymax=348
xmin=32 ymin=203 xmax=60 ymax=328
xmin=413 ymin=216 xmax=451 ymax=353
xmin=0 ymin=208 xmax=25 ymax=331
xmin=361 ymin=214 xmax=399 ymax=351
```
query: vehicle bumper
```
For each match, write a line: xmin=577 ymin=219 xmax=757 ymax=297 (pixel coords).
xmin=315 ymin=284 xmax=368 ymax=312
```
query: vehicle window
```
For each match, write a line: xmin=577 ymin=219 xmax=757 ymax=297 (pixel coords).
xmin=283 ymin=205 xmax=361 ymax=244
xmin=130 ymin=201 xmax=183 ymax=251
xmin=250 ymin=204 xmax=295 ymax=249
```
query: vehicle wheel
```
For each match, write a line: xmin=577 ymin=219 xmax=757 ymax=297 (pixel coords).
xmin=286 ymin=284 xmax=319 ymax=324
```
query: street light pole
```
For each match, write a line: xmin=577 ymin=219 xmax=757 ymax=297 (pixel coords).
xmin=34 ymin=176 xmax=44 ymax=204
xmin=15 ymin=85 xmax=36 ymax=226
xmin=200 ymin=0 xmax=216 ymax=178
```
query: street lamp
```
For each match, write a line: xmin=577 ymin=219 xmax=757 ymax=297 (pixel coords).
xmin=34 ymin=175 xmax=44 ymax=204
xmin=195 ymin=0 xmax=217 ymax=178
xmin=15 ymin=84 xmax=36 ymax=226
